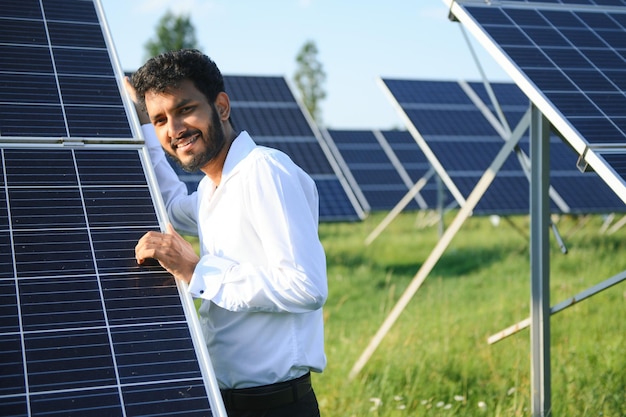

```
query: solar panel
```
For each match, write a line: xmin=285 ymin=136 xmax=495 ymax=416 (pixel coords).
xmin=1 ymin=147 xmax=217 ymax=416
xmin=0 ymin=1 xmax=131 ymax=139
xmin=444 ymin=0 xmax=626 ymax=205
xmin=327 ymin=129 xmax=447 ymax=211
xmin=0 ymin=1 xmax=224 ymax=415
xmin=381 ymin=78 xmax=626 ymax=215
xmin=167 ymin=75 xmax=366 ymax=222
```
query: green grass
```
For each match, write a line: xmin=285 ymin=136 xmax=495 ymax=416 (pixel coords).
xmin=187 ymin=211 xmax=625 ymax=416
xmin=314 ymin=211 xmax=625 ymax=417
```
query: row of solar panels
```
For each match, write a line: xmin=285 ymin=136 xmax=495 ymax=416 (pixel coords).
xmin=190 ymin=75 xmax=625 ymax=217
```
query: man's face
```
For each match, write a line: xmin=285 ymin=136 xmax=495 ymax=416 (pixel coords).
xmin=145 ymin=79 xmax=226 ymax=172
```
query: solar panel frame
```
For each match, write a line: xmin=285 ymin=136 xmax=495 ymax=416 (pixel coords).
xmin=0 ymin=144 xmax=224 ymax=417
xmin=445 ymin=0 xmax=626 ymax=205
xmin=380 ymin=77 xmax=626 ymax=215
xmin=442 ymin=1 xmax=626 ymax=414
xmin=381 ymin=78 xmax=535 ymax=215
xmin=327 ymin=129 xmax=448 ymax=211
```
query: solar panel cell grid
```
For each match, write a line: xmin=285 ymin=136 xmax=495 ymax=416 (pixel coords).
xmin=0 ymin=1 xmax=130 ymax=139
xmin=0 ymin=148 xmax=214 ymax=416
xmin=43 ymin=0 xmax=100 ymax=21
xmin=383 ymin=76 xmax=626 ymax=214
xmin=3 ymin=0 xmax=42 ymax=18
xmin=464 ymin=4 xmax=626 ymax=146
xmin=339 ymin=147 xmax=394 ymax=164
xmin=316 ymin=179 xmax=361 ymax=219
xmin=350 ymin=167 xmax=407 ymax=185
xmin=225 ymin=75 xmax=295 ymax=103
xmin=232 ymin=107 xmax=314 ymax=136
xmin=451 ymin=0 xmax=626 ymax=205
xmin=327 ymin=129 xmax=444 ymax=211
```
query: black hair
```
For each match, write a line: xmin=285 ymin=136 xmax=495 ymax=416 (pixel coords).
xmin=131 ymin=49 xmax=225 ymax=112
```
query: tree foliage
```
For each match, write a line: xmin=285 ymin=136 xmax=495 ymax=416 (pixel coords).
xmin=293 ymin=40 xmax=326 ymax=125
xmin=144 ymin=10 xmax=199 ymax=59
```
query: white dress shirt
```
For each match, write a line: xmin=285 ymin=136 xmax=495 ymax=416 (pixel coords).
xmin=142 ymin=125 xmax=327 ymax=389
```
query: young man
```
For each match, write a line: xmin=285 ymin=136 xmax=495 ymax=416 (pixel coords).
xmin=128 ymin=49 xmax=327 ymax=417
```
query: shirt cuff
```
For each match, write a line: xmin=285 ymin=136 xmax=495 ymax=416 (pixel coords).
xmin=188 ymin=255 xmax=236 ymax=299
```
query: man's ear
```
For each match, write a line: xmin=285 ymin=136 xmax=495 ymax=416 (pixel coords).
xmin=215 ymin=92 xmax=231 ymax=121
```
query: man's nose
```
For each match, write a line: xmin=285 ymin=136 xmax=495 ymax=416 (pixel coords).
xmin=167 ymin=118 xmax=185 ymax=140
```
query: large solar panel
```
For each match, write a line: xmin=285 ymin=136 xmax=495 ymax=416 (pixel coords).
xmin=444 ymin=0 xmax=626 ymax=206
xmin=327 ymin=129 xmax=448 ymax=211
xmin=1 ymin=147 xmax=215 ymax=416
xmin=0 ymin=1 xmax=223 ymax=415
xmin=0 ymin=0 xmax=132 ymax=139
xmin=168 ymin=75 xmax=366 ymax=222
xmin=381 ymin=78 xmax=626 ymax=215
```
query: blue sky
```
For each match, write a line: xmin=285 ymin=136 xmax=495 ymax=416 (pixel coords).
xmin=100 ymin=0 xmax=512 ymax=130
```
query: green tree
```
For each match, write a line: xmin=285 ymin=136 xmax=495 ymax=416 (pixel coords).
xmin=293 ymin=40 xmax=326 ymax=125
xmin=144 ymin=10 xmax=199 ymax=59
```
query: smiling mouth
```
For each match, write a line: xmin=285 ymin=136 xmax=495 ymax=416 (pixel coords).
xmin=173 ymin=134 xmax=199 ymax=151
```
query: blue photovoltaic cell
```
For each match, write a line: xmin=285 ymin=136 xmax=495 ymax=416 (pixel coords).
xmin=462 ymin=4 xmax=626 ymax=146
xmin=224 ymin=75 xmax=295 ymax=103
xmin=328 ymin=129 xmax=447 ymax=211
xmin=0 ymin=1 xmax=219 ymax=416
xmin=450 ymin=0 xmax=626 ymax=204
xmin=383 ymin=78 xmax=532 ymax=215
xmin=167 ymin=74 xmax=364 ymax=221
xmin=0 ymin=0 xmax=131 ymax=138
xmin=382 ymin=78 xmax=626 ymax=215
xmin=383 ymin=130 xmax=453 ymax=207
xmin=0 ymin=148 xmax=213 ymax=417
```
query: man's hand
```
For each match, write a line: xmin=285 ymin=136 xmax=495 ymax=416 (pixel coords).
xmin=123 ymin=76 xmax=151 ymax=125
xmin=135 ymin=223 xmax=200 ymax=283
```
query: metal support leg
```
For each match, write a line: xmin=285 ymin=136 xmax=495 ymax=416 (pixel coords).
xmin=530 ymin=105 xmax=551 ymax=417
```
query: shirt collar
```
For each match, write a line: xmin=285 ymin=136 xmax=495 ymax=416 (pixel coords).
xmin=221 ymin=130 xmax=255 ymax=185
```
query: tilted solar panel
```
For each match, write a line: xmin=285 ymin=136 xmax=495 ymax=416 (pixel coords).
xmin=0 ymin=0 xmax=223 ymax=415
xmin=381 ymin=78 xmax=626 ymax=215
xmin=1 ymin=148 xmax=214 ymax=416
xmin=0 ymin=0 xmax=131 ymax=139
xmin=327 ymin=129 xmax=447 ymax=211
xmin=169 ymin=75 xmax=365 ymax=221
xmin=444 ymin=0 xmax=626 ymax=205
xmin=382 ymin=78 xmax=533 ymax=215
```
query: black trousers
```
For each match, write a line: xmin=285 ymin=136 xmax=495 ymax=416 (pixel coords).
xmin=220 ymin=373 xmax=320 ymax=417
xmin=222 ymin=388 xmax=320 ymax=417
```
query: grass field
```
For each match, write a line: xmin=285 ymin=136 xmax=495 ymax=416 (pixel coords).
xmin=313 ymin=211 xmax=625 ymax=416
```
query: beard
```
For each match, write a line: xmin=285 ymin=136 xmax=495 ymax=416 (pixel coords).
xmin=170 ymin=106 xmax=227 ymax=173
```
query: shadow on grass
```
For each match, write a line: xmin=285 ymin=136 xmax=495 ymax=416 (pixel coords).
xmin=327 ymin=243 xmax=523 ymax=290
xmin=393 ymin=244 xmax=523 ymax=282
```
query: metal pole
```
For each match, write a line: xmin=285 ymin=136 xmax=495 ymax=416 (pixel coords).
xmin=530 ymin=105 xmax=551 ymax=417
xmin=350 ymin=109 xmax=530 ymax=379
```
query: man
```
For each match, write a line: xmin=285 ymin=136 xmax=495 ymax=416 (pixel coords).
xmin=127 ymin=49 xmax=327 ymax=417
